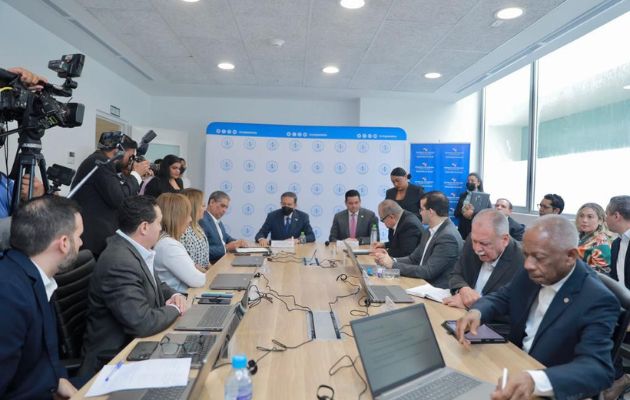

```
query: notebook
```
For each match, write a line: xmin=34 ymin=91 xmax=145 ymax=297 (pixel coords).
xmin=406 ymin=283 xmax=451 ymax=303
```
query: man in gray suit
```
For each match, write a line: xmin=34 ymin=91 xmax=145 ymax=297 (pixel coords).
xmin=374 ymin=191 xmax=463 ymax=288
xmin=79 ymin=196 xmax=189 ymax=376
xmin=444 ymin=209 xmax=523 ymax=309
xmin=329 ymin=189 xmax=379 ymax=245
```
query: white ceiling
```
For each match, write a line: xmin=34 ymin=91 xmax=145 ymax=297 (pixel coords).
xmin=6 ymin=0 xmax=630 ymax=100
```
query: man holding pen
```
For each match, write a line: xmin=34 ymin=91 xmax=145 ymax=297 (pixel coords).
xmin=456 ymin=216 xmax=618 ymax=400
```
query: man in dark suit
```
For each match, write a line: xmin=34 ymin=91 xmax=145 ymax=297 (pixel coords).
xmin=494 ymin=198 xmax=525 ymax=241
xmin=374 ymin=191 xmax=462 ymax=288
xmin=71 ymin=131 xmax=150 ymax=258
xmin=0 ymin=196 xmax=83 ymax=399
xmin=80 ymin=196 xmax=189 ymax=376
xmin=606 ymin=195 xmax=630 ymax=288
xmin=457 ymin=215 xmax=618 ymax=400
xmin=255 ymin=192 xmax=315 ymax=246
xmin=373 ymin=199 xmax=423 ymax=258
xmin=445 ymin=209 xmax=523 ymax=308
xmin=329 ymin=189 xmax=379 ymax=245
xmin=200 ymin=191 xmax=247 ymax=264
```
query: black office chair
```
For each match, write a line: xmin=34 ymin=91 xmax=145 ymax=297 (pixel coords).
xmin=53 ymin=249 xmax=96 ymax=375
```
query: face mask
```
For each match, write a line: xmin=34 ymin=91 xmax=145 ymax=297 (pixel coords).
xmin=466 ymin=182 xmax=476 ymax=191
xmin=281 ymin=206 xmax=293 ymax=216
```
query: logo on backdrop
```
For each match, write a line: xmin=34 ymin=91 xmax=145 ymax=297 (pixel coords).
xmin=243 ymin=181 xmax=255 ymax=193
xmin=379 ymin=143 xmax=391 ymax=153
xmin=378 ymin=164 xmax=390 ymax=175
xmin=378 ymin=185 xmax=388 ymax=197
xmin=221 ymin=138 xmax=233 ymax=149
xmin=311 ymin=205 xmax=323 ymax=217
xmin=220 ymin=181 xmax=232 ymax=192
xmin=313 ymin=227 xmax=321 ymax=239
xmin=289 ymin=140 xmax=302 ymax=151
xmin=267 ymin=139 xmax=279 ymax=151
xmin=357 ymin=184 xmax=368 ymax=197
xmin=242 ymin=203 xmax=255 ymax=215
xmin=333 ymin=205 xmax=345 ymax=214
xmin=266 ymin=160 xmax=278 ymax=173
xmin=265 ymin=182 xmax=278 ymax=194
xmin=221 ymin=159 xmax=233 ymax=171
xmin=311 ymin=183 xmax=323 ymax=195
xmin=334 ymin=162 xmax=346 ymax=174
xmin=356 ymin=162 xmax=369 ymax=175
xmin=311 ymin=161 xmax=324 ymax=174
xmin=289 ymin=161 xmax=301 ymax=173
xmin=243 ymin=160 xmax=256 ymax=172
xmin=244 ymin=138 xmax=256 ymax=150
xmin=241 ymin=225 xmax=255 ymax=237
xmin=312 ymin=141 xmax=324 ymax=152
xmin=333 ymin=184 xmax=346 ymax=196
xmin=335 ymin=141 xmax=347 ymax=153
xmin=288 ymin=183 xmax=301 ymax=193
xmin=357 ymin=142 xmax=369 ymax=153
xmin=265 ymin=204 xmax=275 ymax=214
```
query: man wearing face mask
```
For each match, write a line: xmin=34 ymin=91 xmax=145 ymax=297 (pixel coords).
xmin=256 ymin=192 xmax=315 ymax=246
xmin=71 ymin=131 xmax=150 ymax=258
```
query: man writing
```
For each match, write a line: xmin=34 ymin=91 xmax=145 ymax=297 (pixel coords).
xmin=200 ymin=191 xmax=247 ymax=264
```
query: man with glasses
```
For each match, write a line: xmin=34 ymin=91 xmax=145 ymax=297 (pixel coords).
xmin=372 ymin=199 xmax=423 ymax=258
xmin=538 ymin=193 xmax=564 ymax=216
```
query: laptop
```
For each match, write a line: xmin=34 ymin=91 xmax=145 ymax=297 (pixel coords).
xmin=469 ymin=192 xmax=491 ymax=212
xmin=350 ymin=304 xmax=495 ymax=400
xmin=231 ymin=256 xmax=264 ymax=267
xmin=235 ymin=247 xmax=270 ymax=255
xmin=175 ymin=282 xmax=251 ymax=332
xmin=209 ymin=273 xmax=254 ymax=290
xmin=343 ymin=241 xmax=413 ymax=303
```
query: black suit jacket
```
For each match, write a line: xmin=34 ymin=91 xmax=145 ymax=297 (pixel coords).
xmin=328 ymin=207 xmax=379 ymax=245
xmin=386 ymin=210 xmax=423 ymax=258
xmin=609 ymin=237 xmax=630 ymax=288
xmin=0 ymin=250 xmax=67 ymax=399
xmin=79 ymin=235 xmax=179 ymax=376
xmin=508 ymin=216 xmax=525 ymax=242
xmin=385 ymin=183 xmax=424 ymax=216
xmin=255 ymin=209 xmax=315 ymax=242
xmin=71 ymin=151 xmax=141 ymax=257
xmin=454 ymin=191 xmax=492 ymax=239
xmin=143 ymin=176 xmax=183 ymax=198
xmin=449 ymin=236 xmax=523 ymax=295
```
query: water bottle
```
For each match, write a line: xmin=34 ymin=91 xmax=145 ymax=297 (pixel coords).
xmin=224 ymin=355 xmax=253 ymax=400
xmin=370 ymin=224 xmax=378 ymax=245
xmin=299 ymin=231 xmax=306 ymax=244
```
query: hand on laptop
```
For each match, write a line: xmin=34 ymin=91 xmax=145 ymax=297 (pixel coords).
xmin=455 ymin=309 xmax=481 ymax=348
xmin=491 ymin=371 xmax=534 ymax=400
xmin=258 ymin=238 xmax=270 ymax=247
xmin=166 ymin=293 xmax=189 ymax=315
xmin=226 ymin=239 xmax=247 ymax=251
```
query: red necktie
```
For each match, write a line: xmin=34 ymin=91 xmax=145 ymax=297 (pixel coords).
xmin=350 ymin=213 xmax=357 ymax=239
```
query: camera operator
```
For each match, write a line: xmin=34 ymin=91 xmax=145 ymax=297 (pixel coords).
xmin=71 ymin=131 xmax=149 ymax=257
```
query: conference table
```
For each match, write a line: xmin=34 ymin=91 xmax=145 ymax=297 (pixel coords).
xmin=74 ymin=243 xmax=543 ymax=399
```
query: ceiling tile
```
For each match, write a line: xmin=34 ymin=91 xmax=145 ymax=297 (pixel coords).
xmin=386 ymin=0 xmax=479 ymax=24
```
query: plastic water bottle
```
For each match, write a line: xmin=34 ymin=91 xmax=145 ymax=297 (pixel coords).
xmin=224 ymin=355 xmax=253 ymax=400
xmin=370 ymin=224 xmax=378 ymax=245
xmin=299 ymin=231 xmax=306 ymax=244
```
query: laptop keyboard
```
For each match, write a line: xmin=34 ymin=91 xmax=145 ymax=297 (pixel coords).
xmin=180 ymin=334 xmax=216 ymax=364
xmin=199 ymin=306 xmax=231 ymax=327
xmin=141 ymin=385 xmax=187 ymax=400
xmin=395 ymin=372 xmax=481 ymax=400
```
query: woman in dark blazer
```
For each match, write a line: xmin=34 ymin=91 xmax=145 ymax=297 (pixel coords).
xmin=144 ymin=154 xmax=184 ymax=198
xmin=455 ymin=172 xmax=490 ymax=239
xmin=385 ymin=167 xmax=424 ymax=216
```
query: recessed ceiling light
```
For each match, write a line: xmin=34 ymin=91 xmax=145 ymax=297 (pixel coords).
xmin=323 ymin=66 xmax=340 ymax=74
xmin=424 ymin=72 xmax=442 ymax=79
xmin=181 ymin=0 xmax=200 ymax=2
xmin=624 ymin=84 xmax=630 ymax=90
xmin=495 ymin=7 xmax=524 ymax=20
xmin=340 ymin=0 xmax=365 ymax=10
xmin=217 ymin=62 xmax=235 ymax=70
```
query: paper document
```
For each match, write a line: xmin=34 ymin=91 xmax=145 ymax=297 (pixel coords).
xmin=271 ymin=239 xmax=295 ymax=249
xmin=86 ymin=358 xmax=191 ymax=397
xmin=235 ymin=247 xmax=269 ymax=253
xmin=406 ymin=284 xmax=451 ymax=303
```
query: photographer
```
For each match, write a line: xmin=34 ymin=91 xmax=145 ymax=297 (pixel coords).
xmin=71 ymin=131 xmax=149 ymax=257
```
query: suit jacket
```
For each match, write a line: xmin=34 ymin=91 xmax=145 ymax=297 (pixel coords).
xmin=199 ymin=212 xmax=236 ymax=264
xmin=385 ymin=183 xmax=424 ymax=216
xmin=609 ymin=237 xmax=630 ymax=288
xmin=0 ymin=250 xmax=67 ymax=399
xmin=449 ymin=236 xmax=523 ymax=295
xmin=393 ymin=219 xmax=463 ymax=288
xmin=143 ymin=176 xmax=183 ymax=198
xmin=473 ymin=260 xmax=618 ymax=399
xmin=79 ymin=235 xmax=179 ymax=376
xmin=328 ymin=208 xmax=379 ymax=245
xmin=255 ymin=209 xmax=315 ymax=242
xmin=386 ymin=210 xmax=423 ymax=258
xmin=508 ymin=216 xmax=525 ymax=242
xmin=454 ymin=191 xmax=492 ymax=240
xmin=71 ymin=151 xmax=141 ymax=257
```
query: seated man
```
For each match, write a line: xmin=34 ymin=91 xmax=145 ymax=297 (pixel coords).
xmin=494 ymin=198 xmax=525 ymax=241
xmin=456 ymin=215 xmax=618 ymax=400
xmin=372 ymin=199 xmax=423 ymax=258
xmin=0 ymin=196 xmax=82 ymax=399
xmin=79 ymin=196 xmax=189 ymax=376
xmin=444 ymin=209 xmax=523 ymax=309
xmin=329 ymin=189 xmax=379 ymax=245
xmin=374 ymin=191 xmax=462 ymax=288
xmin=255 ymin=192 xmax=315 ymax=246
xmin=538 ymin=193 xmax=564 ymax=216
xmin=606 ymin=195 xmax=630 ymax=288
xmin=200 ymin=191 xmax=247 ymax=264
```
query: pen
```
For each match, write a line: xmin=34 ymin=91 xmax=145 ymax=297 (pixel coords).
xmin=105 ymin=361 xmax=124 ymax=382
xmin=201 ymin=292 xmax=233 ymax=298
xmin=501 ymin=368 xmax=508 ymax=390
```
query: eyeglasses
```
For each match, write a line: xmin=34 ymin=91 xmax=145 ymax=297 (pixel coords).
xmin=537 ymin=204 xmax=552 ymax=209
xmin=159 ymin=335 xmax=203 ymax=356
xmin=380 ymin=214 xmax=390 ymax=223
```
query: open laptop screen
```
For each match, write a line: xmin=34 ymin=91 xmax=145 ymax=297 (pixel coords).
xmin=351 ymin=304 xmax=445 ymax=397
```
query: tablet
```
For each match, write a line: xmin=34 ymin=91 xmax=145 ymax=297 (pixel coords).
xmin=441 ymin=320 xmax=506 ymax=343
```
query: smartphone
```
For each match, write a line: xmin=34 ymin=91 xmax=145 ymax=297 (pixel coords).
xmin=441 ymin=320 xmax=506 ymax=343
xmin=126 ymin=341 xmax=159 ymax=361
xmin=198 ymin=297 xmax=231 ymax=305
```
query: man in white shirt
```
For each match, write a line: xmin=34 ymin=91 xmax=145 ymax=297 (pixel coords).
xmin=456 ymin=215 xmax=618 ymax=400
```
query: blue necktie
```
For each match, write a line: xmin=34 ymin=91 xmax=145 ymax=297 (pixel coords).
xmin=284 ymin=216 xmax=290 ymax=234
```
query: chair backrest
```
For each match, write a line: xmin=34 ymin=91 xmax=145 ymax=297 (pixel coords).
xmin=53 ymin=249 xmax=96 ymax=359
xmin=597 ymin=272 xmax=630 ymax=359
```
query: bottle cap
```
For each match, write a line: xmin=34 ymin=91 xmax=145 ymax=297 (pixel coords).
xmin=232 ymin=354 xmax=247 ymax=369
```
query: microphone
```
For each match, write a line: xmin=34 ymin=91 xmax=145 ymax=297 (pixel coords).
xmin=136 ymin=130 xmax=157 ymax=157
xmin=325 ymin=241 xmax=330 ymax=246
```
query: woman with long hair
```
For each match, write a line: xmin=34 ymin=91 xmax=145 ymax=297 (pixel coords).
xmin=576 ymin=202 xmax=613 ymax=273
xmin=180 ymin=188 xmax=210 ymax=270
xmin=144 ymin=154 xmax=183 ymax=198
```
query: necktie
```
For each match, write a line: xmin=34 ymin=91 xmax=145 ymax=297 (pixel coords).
xmin=350 ymin=213 xmax=357 ymax=239
xmin=419 ymin=230 xmax=432 ymax=265
xmin=284 ymin=216 xmax=291 ymax=234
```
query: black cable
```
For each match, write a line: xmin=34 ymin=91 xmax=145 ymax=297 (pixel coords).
xmin=328 ymin=355 xmax=368 ymax=400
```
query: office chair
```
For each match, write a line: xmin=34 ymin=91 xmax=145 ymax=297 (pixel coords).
xmin=53 ymin=249 xmax=96 ymax=376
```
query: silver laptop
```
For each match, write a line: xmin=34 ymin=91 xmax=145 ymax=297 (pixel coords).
xmin=209 ymin=273 xmax=255 ymax=290
xmin=351 ymin=304 xmax=494 ymax=400
xmin=343 ymin=241 xmax=413 ymax=303
xmin=469 ymin=192 xmax=491 ymax=212
xmin=175 ymin=283 xmax=250 ymax=332
xmin=231 ymin=256 xmax=264 ymax=267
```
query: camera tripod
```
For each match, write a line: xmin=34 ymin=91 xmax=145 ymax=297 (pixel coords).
xmin=9 ymin=137 xmax=51 ymax=212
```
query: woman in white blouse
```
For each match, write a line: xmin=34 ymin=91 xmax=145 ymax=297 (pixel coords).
xmin=154 ymin=193 xmax=206 ymax=292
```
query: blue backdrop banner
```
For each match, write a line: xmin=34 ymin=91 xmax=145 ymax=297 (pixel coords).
xmin=409 ymin=143 xmax=470 ymax=218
